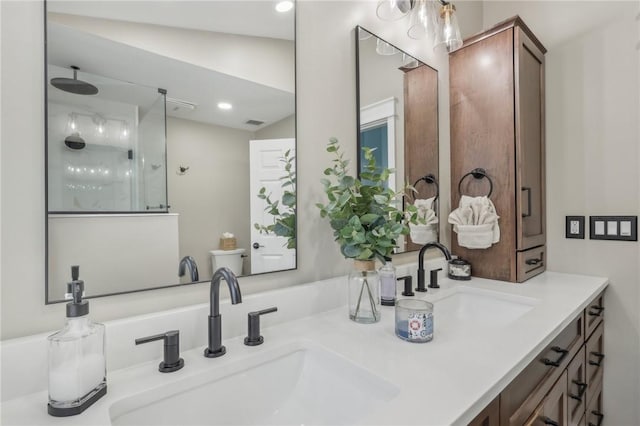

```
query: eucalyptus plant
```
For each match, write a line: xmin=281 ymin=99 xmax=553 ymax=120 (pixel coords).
xmin=254 ymin=149 xmax=296 ymax=249
xmin=317 ymin=137 xmax=420 ymax=262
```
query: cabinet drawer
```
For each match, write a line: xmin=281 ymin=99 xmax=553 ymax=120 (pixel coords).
xmin=501 ymin=313 xmax=584 ymax=425
xmin=585 ymin=379 xmax=603 ymax=426
xmin=522 ymin=371 xmax=568 ymax=426
xmin=567 ymin=347 xmax=587 ymax=426
xmin=584 ymin=292 xmax=605 ymax=339
xmin=585 ymin=321 xmax=604 ymax=406
xmin=516 ymin=246 xmax=546 ymax=282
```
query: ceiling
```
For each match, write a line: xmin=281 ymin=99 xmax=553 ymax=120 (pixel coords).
xmin=46 ymin=0 xmax=295 ymax=40
xmin=46 ymin=1 xmax=295 ymax=131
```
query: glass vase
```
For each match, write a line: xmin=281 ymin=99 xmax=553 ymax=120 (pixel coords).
xmin=348 ymin=260 xmax=381 ymax=323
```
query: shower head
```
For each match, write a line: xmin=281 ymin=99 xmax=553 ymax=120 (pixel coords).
xmin=65 ymin=133 xmax=86 ymax=150
xmin=51 ymin=66 xmax=98 ymax=95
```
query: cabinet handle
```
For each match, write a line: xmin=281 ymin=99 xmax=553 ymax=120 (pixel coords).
xmin=526 ymin=258 xmax=542 ymax=266
xmin=588 ymin=352 xmax=605 ymax=366
xmin=521 ymin=187 xmax=532 ymax=218
xmin=541 ymin=346 xmax=569 ymax=367
xmin=588 ymin=306 xmax=604 ymax=317
xmin=569 ymin=380 xmax=588 ymax=401
xmin=543 ymin=417 xmax=559 ymax=426
xmin=588 ymin=410 xmax=604 ymax=426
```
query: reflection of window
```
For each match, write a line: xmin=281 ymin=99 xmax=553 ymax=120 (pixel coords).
xmin=359 ymin=98 xmax=395 ymax=190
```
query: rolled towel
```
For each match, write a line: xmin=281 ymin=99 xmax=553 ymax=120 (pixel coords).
xmin=448 ymin=195 xmax=500 ymax=248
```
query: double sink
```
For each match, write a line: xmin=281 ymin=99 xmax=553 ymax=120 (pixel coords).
xmin=109 ymin=285 xmax=538 ymax=426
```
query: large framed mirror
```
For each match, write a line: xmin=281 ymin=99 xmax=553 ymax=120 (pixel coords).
xmin=355 ymin=26 xmax=439 ymax=253
xmin=45 ymin=1 xmax=296 ymax=302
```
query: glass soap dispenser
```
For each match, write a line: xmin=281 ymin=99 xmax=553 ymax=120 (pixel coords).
xmin=379 ymin=257 xmax=397 ymax=306
xmin=48 ymin=266 xmax=107 ymax=417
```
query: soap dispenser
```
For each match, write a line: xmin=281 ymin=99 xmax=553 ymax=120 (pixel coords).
xmin=47 ymin=266 xmax=107 ymax=417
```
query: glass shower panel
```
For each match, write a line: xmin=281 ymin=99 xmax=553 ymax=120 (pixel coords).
xmin=137 ymin=94 xmax=168 ymax=211
xmin=47 ymin=65 xmax=167 ymax=212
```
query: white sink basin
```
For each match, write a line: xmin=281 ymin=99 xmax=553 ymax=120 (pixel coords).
xmin=433 ymin=286 xmax=538 ymax=337
xmin=109 ymin=343 xmax=399 ymax=425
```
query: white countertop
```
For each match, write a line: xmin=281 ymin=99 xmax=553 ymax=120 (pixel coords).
xmin=0 ymin=271 xmax=608 ymax=426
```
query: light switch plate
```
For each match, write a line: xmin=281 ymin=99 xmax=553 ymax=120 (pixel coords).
xmin=590 ymin=216 xmax=638 ymax=241
xmin=565 ymin=216 xmax=585 ymax=239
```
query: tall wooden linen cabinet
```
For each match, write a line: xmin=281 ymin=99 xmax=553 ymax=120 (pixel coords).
xmin=449 ymin=17 xmax=546 ymax=282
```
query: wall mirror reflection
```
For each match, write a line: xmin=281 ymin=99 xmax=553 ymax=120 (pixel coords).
xmin=355 ymin=26 xmax=439 ymax=253
xmin=46 ymin=1 xmax=296 ymax=302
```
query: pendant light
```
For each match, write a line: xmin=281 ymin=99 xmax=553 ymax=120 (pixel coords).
xmin=376 ymin=0 xmax=414 ymax=21
xmin=434 ymin=3 xmax=462 ymax=52
xmin=407 ymin=0 xmax=438 ymax=40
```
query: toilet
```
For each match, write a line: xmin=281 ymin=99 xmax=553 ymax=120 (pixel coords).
xmin=209 ymin=248 xmax=245 ymax=276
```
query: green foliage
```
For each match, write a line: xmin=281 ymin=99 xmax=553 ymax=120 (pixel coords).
xmin=254 ymin=149 xmax=296 ymax=249
xmin=317 ymin=137 xmax=421 ymax=262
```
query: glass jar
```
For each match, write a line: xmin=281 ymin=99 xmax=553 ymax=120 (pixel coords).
xmin=348 ymin=260 xmax=381 ymax=323
xmin=395 ymin=299 xmax=433 ymax=342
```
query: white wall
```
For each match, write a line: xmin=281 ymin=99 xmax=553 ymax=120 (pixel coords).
xmin=483 ymin=3 xmax=640 ymax=425
xmin=0 ymin=0 xmax=483 ymax=340
xmin=254 ymin=114 xmax=295 ymax=140
xmin=167 ymin=117 xmax=253 ymax=281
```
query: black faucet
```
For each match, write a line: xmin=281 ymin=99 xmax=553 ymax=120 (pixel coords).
xmin=417 ymin=242 xmax=452 ymax=291
xmin=178 ymin=256 xmax=199 ymax=282
xmin=204 ymin=267 xmax=242 ymax=358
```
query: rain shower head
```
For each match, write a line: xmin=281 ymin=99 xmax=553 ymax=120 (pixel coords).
xmin=65 ymin=133 xmax=86 ymax=150
xmin=51 ymin=66 xmax=98 ymax=95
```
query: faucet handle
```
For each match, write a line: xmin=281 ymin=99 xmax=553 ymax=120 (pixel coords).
xmin=244 ymin=307 xmax=278 ymax=346
xmin=398 ymin=276 xmax=414 ymax=296
xmin=429 ymin=268 xmax=443 ymax=289
xmin=135 ymin=330 xmax=184 ymax=373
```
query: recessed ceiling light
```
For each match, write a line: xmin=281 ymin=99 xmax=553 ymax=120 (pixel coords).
xmin=275 ymin=1 xmax=293 ymax=13
xmin=217 ymin=102 xmax=232 ymax=110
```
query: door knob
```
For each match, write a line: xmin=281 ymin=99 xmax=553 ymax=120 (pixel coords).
xmin=252 ymin=242 xmax=264 ymax=249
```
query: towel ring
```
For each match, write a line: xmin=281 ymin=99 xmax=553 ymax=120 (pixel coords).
xmin=458 ymin=168 xmax=493 ymax=198
xmin=412 ymin=174 xmax=439 ymax=203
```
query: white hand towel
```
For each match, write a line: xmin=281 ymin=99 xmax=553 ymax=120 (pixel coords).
xmin=448 ymin=195 xmax=500 ymax=248
xmin=409 ymin=197 xmax=438 ymax=244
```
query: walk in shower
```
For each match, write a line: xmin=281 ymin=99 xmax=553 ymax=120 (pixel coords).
xmin=47 ymin=65 xmax=167 ymax=213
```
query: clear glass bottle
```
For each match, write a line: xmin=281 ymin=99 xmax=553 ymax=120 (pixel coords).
xmin=48 ymin=266 xmax=106 ymax=417
xmin=379 ymin=258 xmax=397 ymax=306
xmin=348 ymin=260 xmax=381 ymax=323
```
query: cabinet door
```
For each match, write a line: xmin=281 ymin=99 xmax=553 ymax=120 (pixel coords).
xmin=515 ymin=27 xmax=546 ymax=250
xmin=585 ymin=380 xmax=604 ymax=426
xmin=567 ymin=347 xmax=587 ymax=426
xmin=585 ymin=322 xmax=605 ymax=405
xmin=585 ymin=292 xmax=605 ymax=339
xmin=468 ymin=396 xmax=500 ymax=426
xmin=523 ymin=371 xmax=568 ymax=426
xmin=543 ymin=370 xmax=568 ymax=426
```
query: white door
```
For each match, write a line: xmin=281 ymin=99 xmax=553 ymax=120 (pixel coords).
xmin=249 ymin=138 xmax=296 ymax=274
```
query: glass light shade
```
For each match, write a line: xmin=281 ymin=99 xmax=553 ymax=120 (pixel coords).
xmin=434 ymin=3 xmax=462 ymax=53
xmin=376 ymin=0 xmax=414 ymax=21
xmin=376 ymin=38 xmax=398 ymax=56
xmin=407 ymin=0 xmax=438 ymax=40
xmin=402 ymin=53 xmax=420 ymax=69
xmin=66 ymin=113 xmax=79 ymax=134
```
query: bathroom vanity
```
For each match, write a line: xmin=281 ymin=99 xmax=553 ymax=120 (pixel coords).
xmin=0 ymin=266 xmax=607 ymax=426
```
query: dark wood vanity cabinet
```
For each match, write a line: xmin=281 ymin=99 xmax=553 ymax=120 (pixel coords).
xmin=449 ymin=17 xmax=546 ymax=282
xmin=468 ymin=291 xmax=605 ymax=426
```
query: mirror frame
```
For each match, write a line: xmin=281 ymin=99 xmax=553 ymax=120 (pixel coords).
xmin=354 ymin=25 xmax=440 ymax=253
xmin=44 ymin=0 xmax=298 ymax=303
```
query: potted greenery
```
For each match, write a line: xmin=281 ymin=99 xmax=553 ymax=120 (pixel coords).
xmin=254 ymin=149 xmax=296 ymax=249
xmin=317 ymin=137 xmax=420 ymax=323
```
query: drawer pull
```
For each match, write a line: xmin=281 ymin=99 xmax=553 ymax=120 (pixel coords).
xmin=588 ymin=410 xmax=604 ymax=426
xmin=569 ymin=380 xmax=587 ymax=401
xmin=588 ymin=306 xmax=604 ymax=317
xmin=588 ymin=352 xmax=605 ymax=366
xmin=543 ymin=417 xmax=559 ymax=426
xmin=526 ymin=258 xmax=542 ymax=265
xmin=541 ymin=346 xmax=569 ymax=367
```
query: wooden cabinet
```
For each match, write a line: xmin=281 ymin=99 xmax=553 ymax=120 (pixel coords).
xmin=449 ymin=17 xmax=546 ymax=282
xmin=467 ymin=292 xmax=605 ymax=426
xmin=469 ymin=396 xmax=500 ymax=426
